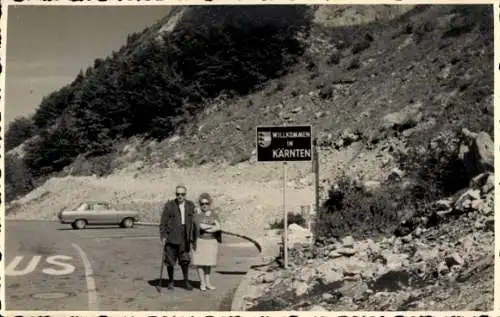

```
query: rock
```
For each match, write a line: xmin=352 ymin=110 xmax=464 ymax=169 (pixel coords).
xmin=413 ymin=227 xmax=423 ymax=237
xmin=482 ymin=173 xmax=495 ymax=195
xmin=470 ymin=172 xmax=490 ymax=189
xmin=309 ymin=305 xmax=328 ymax=311
xmin=381 ymin=251 xmax=408 ymax=269
xmin=471 ymin=199 xmax=486 ymax=212
xmin=438 ymin=261 xmax=450 ymax=275
xmin=168 ymin=135 xmax=181 ymax=143
xmin=414 ymin=248 xmax=439 ymax=262
xmin=262 ymin=272 xmax=278 ymax=283
xmin=460 ymin=129 xmax=494 ymax=177
xmin=286 ymin=224 xmax=313 ymax=248
xmin=292 ymin=281 xmax=309 ymax=296
xmin=342 ymin=235 xmax=355 ymax=248
xmin=445 ymin=253 xmax=465 ymax=267
xmin=337 ymin=247 xmax=357 ymax=256
xmin=387 ymin=168 xmax=405 ymax=181
xmin=340 ymin=129 xmax=361 ymax=145
xmin=381 ymin=102 xmax=423 ymax=132
xmin=342 ymin=261 xmax=368 ymax=278
xmin=316 ymin=263 xmax=344 ymax=285
xmin=315 ymin=111 xmax=326 ymax=119
xmin=434 ymin=198 xmax=453 ymax=210
xmin=322 ymin=293 xmax=334 ymax=301
xmin=401 ymin=235 xmax=412 ymax=244
xmin=297 ymin=266 xmax=317 ymax=282
xmin=454 ymin=189 xmax=481 ymax=211
xmin=328 ymin=250 xmax=343 ymax=259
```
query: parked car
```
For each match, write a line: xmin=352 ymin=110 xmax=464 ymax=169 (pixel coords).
xmin=58 ymin=201 xmax=140 ymax=230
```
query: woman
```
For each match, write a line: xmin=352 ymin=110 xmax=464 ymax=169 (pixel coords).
xmin=192 ymin=193 xmax=222 ymax=291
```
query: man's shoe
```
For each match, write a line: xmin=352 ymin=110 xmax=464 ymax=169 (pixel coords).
xmin=167 ymin=281 xmax=175 ymax=290
xmin=184 ymin=281 xmax=193 ymax=291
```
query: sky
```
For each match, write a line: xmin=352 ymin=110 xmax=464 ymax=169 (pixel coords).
xmin=5 ymin=5 xmax=172 ymax=126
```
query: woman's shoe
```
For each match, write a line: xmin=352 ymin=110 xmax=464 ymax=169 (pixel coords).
xmin=200 ymin=284 xmax=207 ymax=291
xmin=206 ymin=284 xmax=216 ymax=290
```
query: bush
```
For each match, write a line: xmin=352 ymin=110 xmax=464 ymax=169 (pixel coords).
xmin=5 ymin=117 xmax=38 ymax=151
xmin=314 ymin=174 xmax=403 ymax=240
xmin=5 ymin=154 xmax=35 ymax=202
xmin=67 ymin=152 xmax=118 ymax=177
xmin=270 ymin=212 xmax=307 ymax=229
xmin=397 ymin=130 xmax=469 ymax=198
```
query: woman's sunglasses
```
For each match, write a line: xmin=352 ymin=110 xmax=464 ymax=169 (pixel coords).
xmin=200 ymin=201 xmax=210 ymax=206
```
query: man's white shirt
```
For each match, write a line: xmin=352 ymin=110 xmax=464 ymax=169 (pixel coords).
xmin=179 ymin=201 xmax=186 ymax=225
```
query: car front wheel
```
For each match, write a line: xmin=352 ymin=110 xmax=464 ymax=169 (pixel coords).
xmin=121 ymin=217 xmax=134 ymax=229
xmin=73 ymin=219 xmax=87 ymax=230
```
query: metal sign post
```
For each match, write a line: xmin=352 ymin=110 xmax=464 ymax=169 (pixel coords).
xmin=256 ymin=124 xmax=312 ymax=270
xmin=313 ymin=138 xmax=320 ymax=234
xmin=283 ymin=161 xmax=288 ymax=268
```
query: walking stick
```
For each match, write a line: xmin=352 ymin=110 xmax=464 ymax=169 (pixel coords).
xmin=157 ymin=239 xmax=165 ymax=293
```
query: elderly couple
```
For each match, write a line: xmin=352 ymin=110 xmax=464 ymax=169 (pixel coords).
xmin=159 ymin=184 xmax=222 ymax=291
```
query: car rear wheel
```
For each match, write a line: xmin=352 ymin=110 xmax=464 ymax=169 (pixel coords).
xmin=121 ymin=217 xmax=134 ymax=229
xmin=73 ymin=219 xmax=87 ymax=230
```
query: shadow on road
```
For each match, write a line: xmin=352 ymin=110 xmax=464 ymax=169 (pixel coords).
xmin=56 ymin=227 xmax=131 ymax=231
xmin=215 ymin=270 xmax=247 ymax=275
xmin=148 ymin=278 xmax=202 ymax=289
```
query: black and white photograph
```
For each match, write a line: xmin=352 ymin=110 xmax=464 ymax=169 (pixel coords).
xmin=2 ymin=3 xmax=495 ymax=312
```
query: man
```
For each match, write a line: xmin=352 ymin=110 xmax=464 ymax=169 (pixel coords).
xmin=159 ymin=184 xmax=197 ymax=290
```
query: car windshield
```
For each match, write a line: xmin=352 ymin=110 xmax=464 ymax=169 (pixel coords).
xmin=76 ymin=203 xmax=89 ymax=211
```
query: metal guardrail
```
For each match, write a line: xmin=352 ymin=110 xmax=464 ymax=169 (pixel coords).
xmin=136 ymin=222 xmax=262 ymax=253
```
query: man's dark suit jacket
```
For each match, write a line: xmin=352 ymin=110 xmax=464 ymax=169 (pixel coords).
xmin=159 ymin=199 xmax=196 ymax=250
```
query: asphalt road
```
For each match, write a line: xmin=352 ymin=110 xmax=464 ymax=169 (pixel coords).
xmin=5 ymin=220 xmax=261 ymax=311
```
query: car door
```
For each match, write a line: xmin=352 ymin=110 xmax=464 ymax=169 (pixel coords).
xmin=93 ymin=203 xmax=117 ymax=224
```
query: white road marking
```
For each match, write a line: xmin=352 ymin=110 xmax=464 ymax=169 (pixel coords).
xmin=6 ymin=255 xmax=77 ymax=276
xmin=6 ymin=255 xmax=42 ymax=276
xmin=42 ymin=255 xmax=76 ymax=275
xmin=72 ymin=243 xmax=99 ymax=311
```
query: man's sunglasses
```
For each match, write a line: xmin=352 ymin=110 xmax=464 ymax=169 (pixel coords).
xmin=176 ymin=193 xmax=186 ymax=196
xmin=200 ymin=201 xmax=210 ymax=206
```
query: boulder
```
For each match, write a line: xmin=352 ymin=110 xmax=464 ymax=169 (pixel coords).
xmin=286 ymin=224 xmax=313 ymax=248
xmin=341 ymin=235 xmax=355 ymax=248
xmin=315 ymin=262 xmax=344 ymax=285
xmin=381 ymin=102 xmax=423 ymax=132
xmin=337 ymin=247 xmax=357 ymax=257
xmin=454 ymin=189 xmax=481 ymax=212
xmin=292 ymin=281 xmax=309 ymax=296
xmin=459 ymin=129 xmax=494 ymax=178
xmin=434 ymin=198 xmax=453 ymax=210
xmin=445 ymin=252 xmax=465 ymax=268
